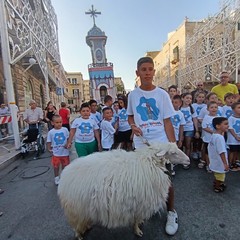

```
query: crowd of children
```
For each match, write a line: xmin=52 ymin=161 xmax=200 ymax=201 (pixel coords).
xmin=168 ymin=85 xmax=240 ymax=193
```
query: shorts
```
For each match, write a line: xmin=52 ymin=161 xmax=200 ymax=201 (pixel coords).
xmin=184 ymin=130 xmax=194 ymax=137
xmin=51 ymin=156 xmax=70 ymax=168
xmin=228 ymin=145 xmax=239 ymax=152
xmin=214 ymin=172 xmax=226 ymax=182
xmin=75 ymin=140 xmax=97 ymax=157
xmin=115 ymin=130 xmax=132 ymax=143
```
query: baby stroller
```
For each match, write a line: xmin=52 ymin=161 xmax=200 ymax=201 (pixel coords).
xmin=21 ymin=122 xmax=45 ymax=159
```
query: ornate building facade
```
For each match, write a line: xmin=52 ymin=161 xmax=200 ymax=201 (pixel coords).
xmin=0 ymin=0 xmax=69 ymax=112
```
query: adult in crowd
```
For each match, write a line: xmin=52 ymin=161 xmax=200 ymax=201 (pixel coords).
xmin=59 ymin=102 xmax=70 ymax=131
xmin=211 ymin=71 xmax=239 ymax=103
xmin=191 ymin=81 xmax=208 ymax=101
xmin=23 ymin=100 xmax=43 ymax=129
xmin=44 ymin=101 xmax=58 ymax=130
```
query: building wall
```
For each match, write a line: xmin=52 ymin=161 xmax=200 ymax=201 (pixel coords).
xmin=83 ymin=80 xmax=90 ymax=103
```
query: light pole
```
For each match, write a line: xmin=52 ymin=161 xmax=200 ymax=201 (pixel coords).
xmin=0 ymin=0 xmax=20 ymax=149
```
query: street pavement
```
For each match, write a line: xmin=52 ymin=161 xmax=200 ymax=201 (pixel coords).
xmin=0 ymin=148 xmax=240 ymax=240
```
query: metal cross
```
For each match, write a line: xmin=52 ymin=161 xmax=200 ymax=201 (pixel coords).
xmin=85 ymin=5 xmax=101 ymax=26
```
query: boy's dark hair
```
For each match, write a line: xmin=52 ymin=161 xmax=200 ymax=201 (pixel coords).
xmin=168 ymin=85 xmax=178 ymax=92
xmin=61 ymin=102 xmax=66 ymax=107
xmin=89 ymin=99 xmax=97 ymax=106
xmin=207 ymin=101 xmax=218 ymax=108
xmin=137 ymin=57 xmax=154 ymax=69
xmin=80 ymin=102 xmax=90 ymax=111
xmin=104 ymin=95 xmax=113 ymax=104
xmin=224 ymin=92 xmax=234 ymax=100
xmin=231 ymin=101 xmax=240 ymax=110
xmin=172 ymin=95 xmax=182 ymax=101
xmin=52 ymin=114 xmax=61 ymax=122
xmin=102 ymin=106 xmax=113 ymax=113
xmin=212 ymin=117 xmax=228 ymax=129
xmin=206 ymin=92 xmax=217 ymax=100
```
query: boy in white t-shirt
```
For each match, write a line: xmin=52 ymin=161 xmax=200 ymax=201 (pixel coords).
xmin=227 ymin=102 xmax=240 ymax=171
xmin=222 ymin=93 xmax=235 ymax=119
xmin=89 ymin=99 xmax=102 ymax=127
xmin=208 ymin=117 xmax=229 ymax=193
xmin=47 ymin=115 xmax=70 ymax=185
xmin=100 ymin=107 xmax=118 ymax=151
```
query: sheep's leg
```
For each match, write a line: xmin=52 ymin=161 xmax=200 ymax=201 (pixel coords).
xmin=134 ymin=221 xmax=144 ymax=237
xmin=74 ymin=221 xmax=92 ymax=240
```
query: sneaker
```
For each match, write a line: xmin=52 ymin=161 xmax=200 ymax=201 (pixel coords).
xmin=198 ymin=160 xmax=205 ymax=169
xmin=54 ymin=176 xmax=60 ymax=185
xmin=165 ymin=210 xmax=178 ymax=235
xmin=230 ymin=165 xmax=240 ymax=172
xmin=171 ymin=170 xmax=176 ymax=176
xmin=183 ymin=164 xmax=190 ymax=170
xmin=191 ymin=152 xmax=198 ymax=160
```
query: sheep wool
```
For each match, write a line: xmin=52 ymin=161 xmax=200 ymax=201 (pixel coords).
xmin=58 ymin=143 xmax=189 ymax=238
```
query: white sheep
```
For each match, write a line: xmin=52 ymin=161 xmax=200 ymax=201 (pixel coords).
xmin=58 ymin=142 xmax=189 ymax=239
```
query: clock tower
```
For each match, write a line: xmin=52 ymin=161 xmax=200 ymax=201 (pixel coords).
xmin=85 ymin=5 xmax=116 ymax=103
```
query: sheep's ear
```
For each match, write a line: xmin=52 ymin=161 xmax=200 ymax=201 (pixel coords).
xmin=156 ymin=150 xmax=167 ymax=157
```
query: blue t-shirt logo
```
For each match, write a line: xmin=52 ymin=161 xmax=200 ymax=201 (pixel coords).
xmin=119 ymin=109 xmax=128 ymax=120
xmin=79 ymin=122 xmax=92 ymax=134
xmin=171 ymin=114 xmax=181 ymax=127
xmin=233 ymin=120 xmax=240 ymax=133
xmin=196 ymin=106 xmax=202 ymax=115
xmin=136 ymin=97 xmax=159 ymax=121
xmin=54 ymin=132 xmax=66 ymax=145
xmin=225 ymin=110 xmax=233 ymax=118
xmin=181 ymin=110 xmax=191 ymax=121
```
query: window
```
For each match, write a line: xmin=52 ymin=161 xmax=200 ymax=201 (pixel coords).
xmin=73 ymin=89 xmax=79 ymax=98
xmin=67 ymin=78 xmax=71 ymax=83
xmin=68 ymin=100 xmax=73 ymax=104
xmin=72 ymin=78 xmax=77 ymax=84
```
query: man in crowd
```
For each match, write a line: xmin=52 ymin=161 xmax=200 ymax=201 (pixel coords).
xmin=191 ymin=81 xmax=208 ymax=101
xmin=211 ymin=71 xmax=239 ymax=103
xmin=23 ymin=100 xmax=43 ymax=129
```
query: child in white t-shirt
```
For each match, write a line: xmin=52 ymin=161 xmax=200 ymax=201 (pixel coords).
xmin=208 ymin=117 xmax=229 ymax=193
xmin=180 ymin=93 xmax=200 ymax=169
xmin=89 ymin=99 xmax=102 ymax=127
xmin=222 ymin=93 xmax=235 ymax=119
xmin=201 ymin=102 xmax=218 ymax=172
xmin=227 ymin=102 xmax=240 ymax=171
xmin=47 ymin=115 xmax=70 ymax=185
xmin=100 ymin=107 xmax=118 ymax=151
xmin=192 ymin=91 xmax=206 ymax=160
xmin=67 ymin=103 xmax=102 ymax=157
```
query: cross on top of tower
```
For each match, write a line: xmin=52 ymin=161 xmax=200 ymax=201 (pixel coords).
xmin=85 ymin=5 xmax=101 ymax=26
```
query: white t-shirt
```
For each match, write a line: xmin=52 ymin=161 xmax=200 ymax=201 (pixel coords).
xmin=170 ymin=110 xmax=186 ymax=141
xmin=222 ymin=105 xmax=233 ymax=119
xmin=201 ymin=115 xmax=217 ymax=143
xmin=100 ymin=119 xmax=116 ymax=149
xmin=192 ymin=103 xmax=206 ymax=117
xmin=198 ymin=105 xmax=224 ymax=120
xmin=90 ymin=112 xmax=102 ymax=126
xmin=127 ymin=87 xmax=175 ymax=148
xmin=47 ymin=127 xmax=69 ymax=156
xmin=118 ymin=108 xmax=131 ymax=132
xmin=71 ymin=117 xmax=99 ymax=143
xmin=180 ymin=106 xmax=197 ymax=131
xmin=227 ymin=116 xmax=240 ymax=145
xmin=208 ymin=133 xmax=228 ymax=173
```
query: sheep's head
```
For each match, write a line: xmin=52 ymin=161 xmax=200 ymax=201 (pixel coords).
xmin=150 ymin=142 xmax=190 ymax=165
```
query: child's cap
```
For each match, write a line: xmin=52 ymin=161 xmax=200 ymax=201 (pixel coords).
xmin=137 ymin=57 xmax=154 ymax=69
xmin=224 ymin=92 xmax=234 ymax=100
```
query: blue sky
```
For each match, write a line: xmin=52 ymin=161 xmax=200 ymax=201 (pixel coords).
xmin=51 ymin=0 xmax=220 ymax=90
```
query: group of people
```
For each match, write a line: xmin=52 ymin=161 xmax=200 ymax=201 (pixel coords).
xmin=45 ymin=56 xmax=240 ymax=237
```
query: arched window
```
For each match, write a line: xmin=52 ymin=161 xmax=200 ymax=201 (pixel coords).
xmin=24 ymin=80 xmax=33 ymax=109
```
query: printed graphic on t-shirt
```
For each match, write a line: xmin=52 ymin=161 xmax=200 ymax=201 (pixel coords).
xmin=233 ymin=120 xmax=240 ymax=133
xmin=171 ymin=114 xmax=181 ymax=127
xmin=79 ymin=122 xmax=92 ymax=134
xmin=119 ymin=109 xmax=128 ymax=120
xmin=54 ymin=132 xmax=66 ymax=145
xmin=225 ymin=109 xmax=233 ymax=118
xmin=182 ymin=110 xmax=191 ymax=121
xmin=196 ymin=106 xmax=202 ymax=115
xmin=136 ymin=97 xmax=159 ymax=121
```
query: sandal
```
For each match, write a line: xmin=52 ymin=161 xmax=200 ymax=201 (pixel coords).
xmin=214 ymin=187 xmax=224 ymax=193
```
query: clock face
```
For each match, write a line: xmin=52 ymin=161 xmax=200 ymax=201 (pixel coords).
xmin=96 ymin=49 xmax=103 ymax=61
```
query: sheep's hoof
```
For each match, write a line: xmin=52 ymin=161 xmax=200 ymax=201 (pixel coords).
xmin=134 ymin=224 xmax=143 ymax=237
xmin=75 ymin=232 xmax=83 ymax=240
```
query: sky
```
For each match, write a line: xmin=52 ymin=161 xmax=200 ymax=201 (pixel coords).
xmin=51 ymin=0 xmax=221 ymax=90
